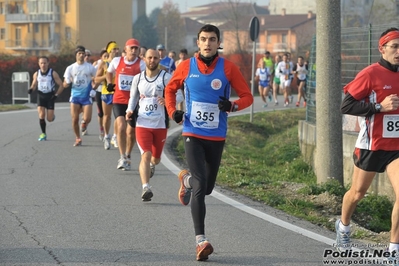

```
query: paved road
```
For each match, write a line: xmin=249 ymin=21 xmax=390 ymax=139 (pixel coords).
xmin=0 ymin=96 xmax=338 ymax=266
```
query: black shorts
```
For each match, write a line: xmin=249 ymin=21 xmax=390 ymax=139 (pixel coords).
xmin=37 ymin=91 xmax=55 ymax=109
xmin=112 ymin=103 xmax=137 ymax=128
xmin=353 ymin=148 xmax=399 ymax=173
xmin=297 ymin=78 xmax=306 ymax=87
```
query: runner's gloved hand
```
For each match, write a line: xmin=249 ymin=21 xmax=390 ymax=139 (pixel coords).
xmin=89 ymin=90 xmax=96 ymax=98
xmin=218 ymin=96 xmax=233 ymax=112
xmin=107 ymin=83 xmax=115 ymax=92
xmin=28 ymin=89 xmax=33 ymax=94
xmin=172 ymin=110 xmax=184 ymax=123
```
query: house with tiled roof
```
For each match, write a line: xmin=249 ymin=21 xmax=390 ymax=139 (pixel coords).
xmin=219 ymin=10 xmax=316 ymax=55
xmin=181 ymin=17 xmax=205 ymax=54
xmin=181 ymin=2 xmax=269 ymax=26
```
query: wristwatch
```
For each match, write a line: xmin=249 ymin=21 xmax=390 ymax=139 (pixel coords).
xmin=375 ymin=103 xmax=381 ymax=113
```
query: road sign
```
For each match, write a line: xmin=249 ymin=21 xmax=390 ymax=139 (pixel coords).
xmin=249 ymin=16 xmax=259 ymax=42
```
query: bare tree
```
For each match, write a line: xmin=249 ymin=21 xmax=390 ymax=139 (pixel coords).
xmin=156 ymin=0 xmax=185 ymax=53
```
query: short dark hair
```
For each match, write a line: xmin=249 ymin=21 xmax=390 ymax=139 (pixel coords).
xmin=75 ymin=45 xmax=85 ymax=55
xmin=100 ymin=49 xmax=108 ymax=56
xmin=197 ymin=24 xmax=220 ymax=41
xmin=38 ymin=56 xmax=49 ymax=62
xmin=180 ymin=48 xmax=188 ymax=54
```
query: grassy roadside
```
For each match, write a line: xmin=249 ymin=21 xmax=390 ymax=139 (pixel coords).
xmin=0 ymin=104 xmax=29 ymax=112
xmin=173 ymin=108 xmax=392 ymax=242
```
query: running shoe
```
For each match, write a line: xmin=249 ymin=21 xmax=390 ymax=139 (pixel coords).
xmin=111 ymin=135 xmax=118 ymax=148
xmin=268 ymin=92 xmax=272 ymax=101
xmin=38 ymin=133 xmax=47 ymax=141
xmin=124 ymin=159 xmax=131 ymax=171
xmin=81 ymin=121 xmax=87 ymax=136
xmin=303 ymin=101 xmax=307 ymax=107
xmin=196 ymin=239 xmax=214 ymax=261
xmin=178 ymin=170 xmax=192 ymax=206
xmin=103 ymin=136 xmax=111 ymax=150
xmin=99 ymin=130 xmax=104 ymax=141
xmin=335 ymin=219 xmax=351 ymax=251
xmin=150 ymin=164 xmax=155 ymax=178
xmin=284 ymin=101 xmax=289 ymax=107
xmin=263 ymin=104 xmax=268 ymax=108
xmin=117 ymin=158 xmax=127 ymax=170
xmin=296 ymin=101 xmax=300 ymax=107
xmin=73 ymin=138 xmax=82 ymax=147
xmin=290 ymin=95 xmax=294 ymax=103
xmin=274 ymin=102 xmax=278 ymax=106
xmin=386 ymin=249 xmax=399 ymax=266
xmin=141 ymin=187 xmax=153 ymax=201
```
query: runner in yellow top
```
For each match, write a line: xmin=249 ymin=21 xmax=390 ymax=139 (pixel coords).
xmin=262 ymin=51 xmax=274 ymax=102
xmin=95 ymin=41 xmax=120 ymax=150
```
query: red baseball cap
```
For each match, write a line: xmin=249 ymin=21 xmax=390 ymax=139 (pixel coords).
xmin=125 ymin=38 xmax=140 ymax=47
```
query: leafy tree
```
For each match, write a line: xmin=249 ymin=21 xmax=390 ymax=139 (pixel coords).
xmin=149 ymin=8 xmax=161 ymax=26
xmin=156 ymin=0 xmax=185 ymax=53
xmin=133 ymin=15 xmax=158 ymax=49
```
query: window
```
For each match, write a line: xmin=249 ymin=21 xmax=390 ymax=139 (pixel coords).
xmin=65 ymin=27 xmax=71 ymax=40
xmin=27 ymin=0 xmax=38 ymax=13
xmin=64 ymin=0 xmax=69 ymax=12
xmin=282 ymin=33 xmax=287 ymax=43
xmin=267 ymin=35 xmax=271 ymax=44
xmin=0 ymin=2 xmax=4 ymax=14
xmin=16 ymin=27 xmax=21 ymax=46
xmin=34 ymin=23 xmax=39 ymax=33
xmin=0 ymin=28 xmax=5 ymax=40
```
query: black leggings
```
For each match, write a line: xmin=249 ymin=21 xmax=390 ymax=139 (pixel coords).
xmin=95 ymin=91 xmax=103 ymax=118
xmin=184 ymin=136 xmax=225 ymax=235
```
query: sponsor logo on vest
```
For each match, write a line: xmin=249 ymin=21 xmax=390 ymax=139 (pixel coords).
xmin=211 ymin=79 xmax=222 ymax=90
xmin=383 ymin=85 xmax=392 ymax=90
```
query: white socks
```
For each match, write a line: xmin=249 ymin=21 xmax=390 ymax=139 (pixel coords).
xmin=389 ymin=243 xmax=399 ymax=252
xmin=339 ymin=220 xmax=350 ymax=232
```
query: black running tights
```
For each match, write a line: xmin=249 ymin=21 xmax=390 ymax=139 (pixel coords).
xmin=184 ymin=136 xmax=225 ymax=236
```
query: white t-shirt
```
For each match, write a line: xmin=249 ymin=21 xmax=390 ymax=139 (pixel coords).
xmin=63 ymin=62 xmax=97 ymax=98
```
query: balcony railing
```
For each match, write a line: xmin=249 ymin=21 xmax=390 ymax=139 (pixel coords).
xmin=5 ymin=38 xmax=58 ymax=50
xmin=5 ymin=13 xmax=60 ymax=23
xmin=273 ymin=43 xmax=289 ymax=53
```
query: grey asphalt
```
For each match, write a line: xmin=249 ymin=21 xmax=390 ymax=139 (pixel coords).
xmin=0 ymin=96 xmax=338 ymax=266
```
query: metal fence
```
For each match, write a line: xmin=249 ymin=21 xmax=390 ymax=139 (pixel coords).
xmin=306 ymin=24 xmax=394 ymax=124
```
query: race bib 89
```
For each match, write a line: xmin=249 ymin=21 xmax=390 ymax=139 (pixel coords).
xmin=382 ymin=115 xmax=399 ymax=138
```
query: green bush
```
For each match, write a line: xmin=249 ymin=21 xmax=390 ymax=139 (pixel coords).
xmin=355 ymin=194 xmax=392 ymax=233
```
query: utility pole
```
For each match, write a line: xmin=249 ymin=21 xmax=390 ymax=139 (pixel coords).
xmin=165 ymin=27 xmax=168 ymax=50
xmin=315 ymin=0 xmax=343 ymax=184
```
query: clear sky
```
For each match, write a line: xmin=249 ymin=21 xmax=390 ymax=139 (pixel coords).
xmin=146 ymin=0 xmax=269 ymax=16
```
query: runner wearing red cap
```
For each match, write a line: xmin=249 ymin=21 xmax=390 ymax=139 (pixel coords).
xmin=106 ymin=38 xmax=145 ymax=170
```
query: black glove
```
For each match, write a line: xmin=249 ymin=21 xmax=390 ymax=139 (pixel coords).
xmin=218 ymin=96 xmax=232 ymax=112
xmin=51 ymin=94 xmax=58 ymax=101
xmin=172 ymin=110 xmax=184 ymax=123
xmin=107 ymin=83 xmax=115 ymax=92
xmin=28 ymin=88 xmax=33 ymax=94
